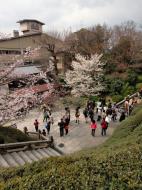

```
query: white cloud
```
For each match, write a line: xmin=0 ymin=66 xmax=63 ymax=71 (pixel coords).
xmin=0 ymin=0 xmax=141 ymax=34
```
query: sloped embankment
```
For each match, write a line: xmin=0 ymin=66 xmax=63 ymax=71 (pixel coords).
xmin=0 ymin=126 xmax=33 ymax=144
xmin=0 ymin=104 xmax=142 ymax=189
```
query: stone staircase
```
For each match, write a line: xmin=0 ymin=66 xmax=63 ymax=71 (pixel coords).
xmin=0 ymin=147 xmax=62 ymax=168
xmin=0 ymin=135 xmax=63 ymax=168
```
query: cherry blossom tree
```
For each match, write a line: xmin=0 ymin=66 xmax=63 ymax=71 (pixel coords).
xmin=65 ymin=54 xmax=105 ymax=96
xmin=0 ymin=46 xmax=57 ymax=124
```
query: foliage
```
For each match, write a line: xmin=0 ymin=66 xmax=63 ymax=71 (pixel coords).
xmin=0 ymin=126 xmax=33 ymax=143
xmin=111 ymin=94 xmax=124 ymax=102
xmin=0 ymin=105 xmax=142 ymax=189
xmin=62 ymin=96 xmax=88 ymax=108
xmin=88 ymin=95 xmax=99 ymax=102
xmin=121 ymin=83 xmax=135 ymax=97
xmin=136 ymin=83 xmax=142 ymax=90
xmin=137 ymin=75 xmax=142 ymax=82
xmin=65 ymin=54 xmax=105 ymax=96
xmin=111 ymin=79 xmax=124 ymax=95
xmin=127 ymin=70 xmax=138 ymax=86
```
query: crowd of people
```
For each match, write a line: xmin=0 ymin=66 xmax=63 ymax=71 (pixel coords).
xmin=30 ymin=94 xmax=141 ymax=139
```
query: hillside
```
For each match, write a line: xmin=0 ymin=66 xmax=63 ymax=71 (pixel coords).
xmin=0 ymin=126 xmax=33 ymax=144
xmin=0 ymin=104 xmax=142 ymax=189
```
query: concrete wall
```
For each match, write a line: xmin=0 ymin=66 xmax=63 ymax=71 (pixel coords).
xmin=0 ymin=34 xmax=42 ymax=52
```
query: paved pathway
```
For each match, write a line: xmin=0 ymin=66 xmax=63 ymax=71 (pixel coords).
xmin=7 ymin=108 xmax=118 ymax=154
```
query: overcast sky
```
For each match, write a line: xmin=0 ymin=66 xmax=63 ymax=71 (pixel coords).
xmin=0 ymin=0 xmax=142 ymax=34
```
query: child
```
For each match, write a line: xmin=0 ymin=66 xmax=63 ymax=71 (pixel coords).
xmin=90 ymin=120 xmax=97 ymax=136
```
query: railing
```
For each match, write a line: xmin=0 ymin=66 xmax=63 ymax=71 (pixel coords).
xmin=116 ymin=92 xmax=139 ymax=107
xmin=0 ymin=135 xmax=54 ymax=154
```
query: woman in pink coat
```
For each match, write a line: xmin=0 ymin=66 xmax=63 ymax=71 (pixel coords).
xmin=90 ymin=119 xmax=97 ymax=136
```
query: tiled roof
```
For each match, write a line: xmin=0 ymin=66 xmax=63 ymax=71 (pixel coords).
xmin=14 ymin=84 xmax=52 ymax=96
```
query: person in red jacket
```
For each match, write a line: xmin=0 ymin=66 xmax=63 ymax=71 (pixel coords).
xmin=101 ymin=118 xmax=107 ymax=136
xmin=90 ymin=119 xmax=97 ymax=136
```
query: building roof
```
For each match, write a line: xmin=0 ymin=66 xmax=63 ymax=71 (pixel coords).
xmin=0 ymin=32 xmax=42 ymax=42
xmin=11 ymin=66 xmax=41 ymax=76
xmin=17 ymin=19 xmax=45 ymax=25
xmin=13 ymin=83 xmax=52 ymax=96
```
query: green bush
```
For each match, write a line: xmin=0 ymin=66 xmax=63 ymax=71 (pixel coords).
xmin=121 ymin=84 xmax=135 ymax=97
xmin=111 ymin=94 xmax=123 ymax=102
xmin=137 ymin=75 xmax=142 ymax=82
xmin=62 ymin=96 xmax=88 ymax=108
xmin=136 ymin=83 xmax=142 ymax=90
xmin=89 ymin=95 xmax=99 ymax=102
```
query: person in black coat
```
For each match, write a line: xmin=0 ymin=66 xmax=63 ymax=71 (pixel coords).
xmin=119 ymin=112 xmax=126 ymax=122
xmin=58 ymin=118 xmax=65 ymax=137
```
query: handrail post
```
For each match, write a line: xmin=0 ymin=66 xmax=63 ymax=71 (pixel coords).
xmin=49 ymin=136 xmax=54 ymax=148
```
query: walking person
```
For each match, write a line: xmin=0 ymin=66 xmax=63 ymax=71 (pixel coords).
xmin=105 ymin=114 xmax=111 ymax=128
xmin=43 ymin=110 xmax=49 ymax=122
xmin=90 ymin=119 xmax=97 ymax=137
xmin=63 ymin=114 xmax=70 ymax=135
xmin=101 ymin=118 xmax=107 ymax=136
xmin=83 ymin=107 xmax=88 ymax=123
xmin=75 ymin=107 xmax=80 ymax=124
xmin=97 ymin=108 xmax=102 ymax=122
xmin=58 ymin=118 xmax=65 ymax=137
xmin=88 ymin=108 xmax=94 ymax=121
xmin=34 ymin=119 xmax=39 ymax=132
xmin=119 ymin=111 xmax=126 ymax=122
xmin=112 ymin=109 xmax=117 ymax=121
xmin=45 ymin=118 xmax=51 ymax=135
xmin=124 ymin=97 xmax=129 ymax=116
xmin=65 ymin=107 xmax=70 ymax=123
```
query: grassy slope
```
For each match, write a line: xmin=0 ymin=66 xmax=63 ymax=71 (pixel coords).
xmin=0 ymin=127 xmax=33 ymax=143
xmin=0 ymin=105 xmax=142 ymax=190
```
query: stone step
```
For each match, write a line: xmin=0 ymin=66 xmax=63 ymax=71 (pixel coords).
xmin=31 ymin=150 xmax=44 ymax=159
xmin=11 ymin=152 xmax=25 ymax=166
xmin=42 ymin=148 xmax=54 ymax=156
xmin=36 ymin=149 xmax=50 ymax=158
xmin=0 ymin=154 xmax=9 ymax=168
xmin=18 ymin=151 xmax=33 ymax=163
xmin=3 ymin=153 xmax=19 ymax=167
xmin=0 ymin=147 xmax=62 ymax=168
xmin=47 ymin=147 xmax=61 ymax=156
xmin=24 ymin=151 xmax=39 ymax=162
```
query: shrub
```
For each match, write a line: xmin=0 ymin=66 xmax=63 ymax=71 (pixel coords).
xmin=111 ymin=94 xmax=123 ymax=103
xmin=137 ymin=75 xmax=142 ymax=82
xmin=88 ymin=95 xmax=99 ymax=102
xmin=136 ymin=83 xmax=142 ymax=90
